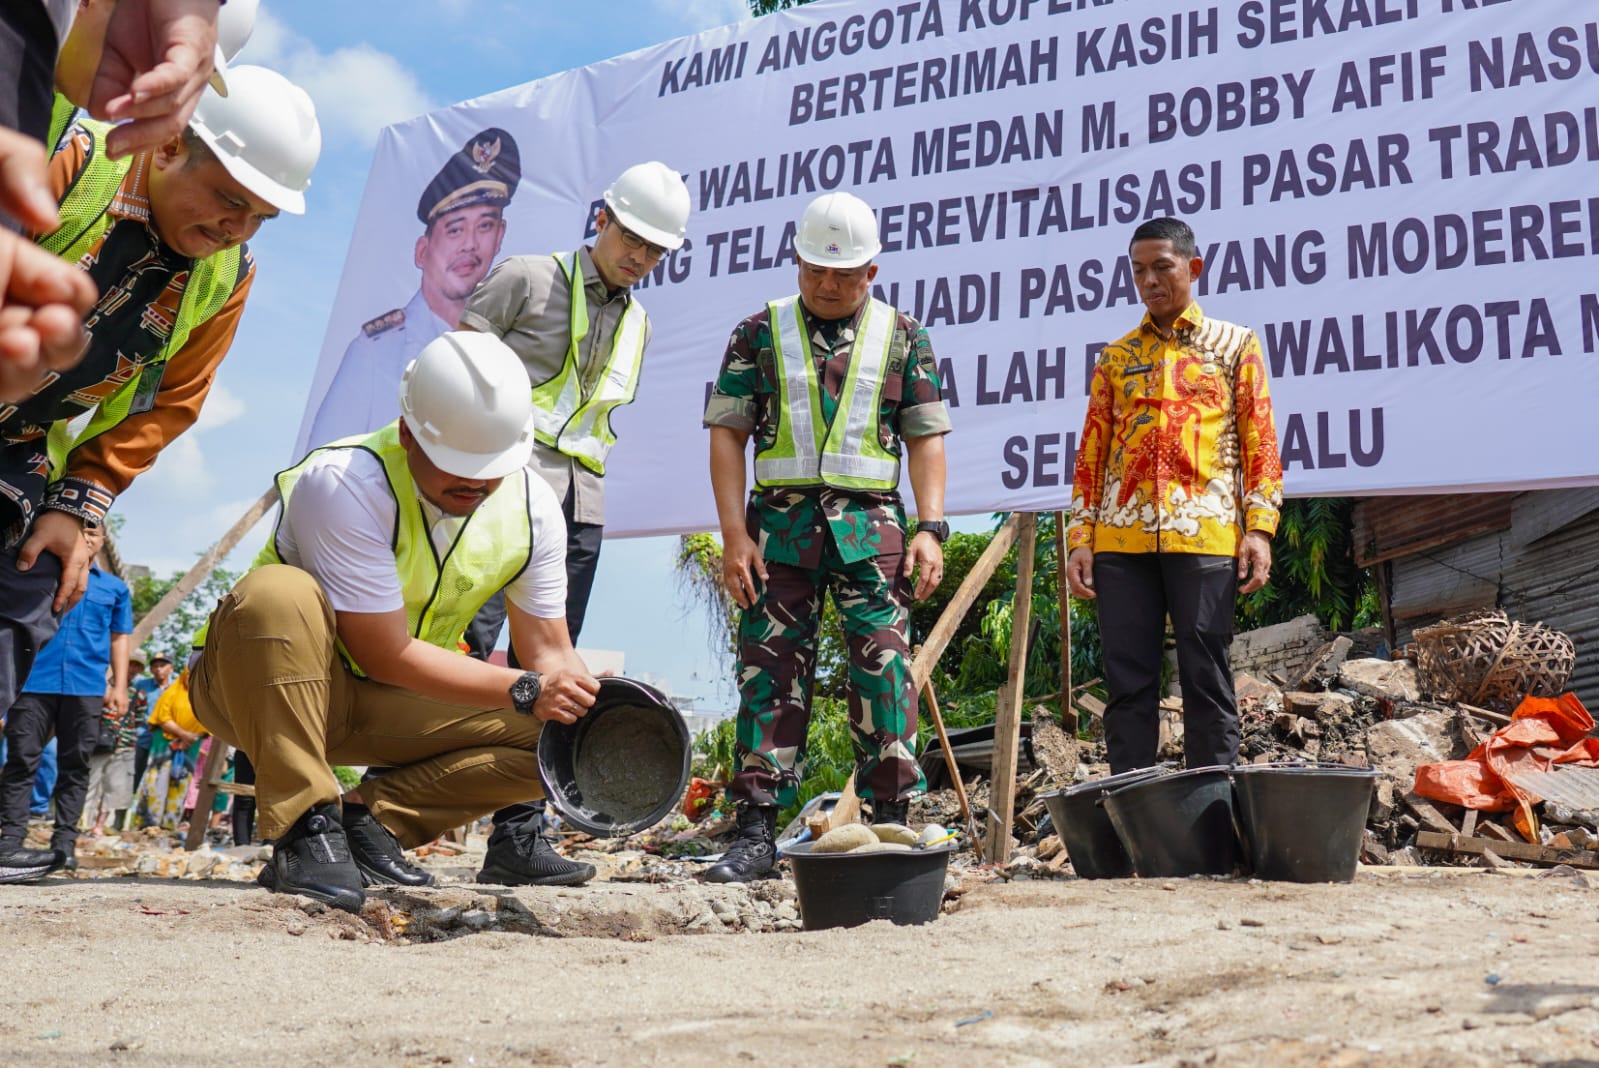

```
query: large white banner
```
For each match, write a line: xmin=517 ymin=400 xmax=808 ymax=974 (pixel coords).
xmin=299 ymin=0 xmax=1599 ymax=537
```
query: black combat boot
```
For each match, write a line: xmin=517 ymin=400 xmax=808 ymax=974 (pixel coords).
xmin=870 ymin=798 xmax=910 ymax=825
xmin=703 ymin=804 xmax=777 ymax=883
xmin=341 ymin=805 xmax=434 ymax=887
xmin=256 ymin=802 xmax=364 ymax=914
xmin=477 ymin=815 xmax=595 ymax=887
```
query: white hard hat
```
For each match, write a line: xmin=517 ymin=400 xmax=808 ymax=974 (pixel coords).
xmin=603 ymin=161 xmax=690 ymax=251
xmin=207 ymin=0 xmax=259 ymax=95
xmin=189 ymin=65 xmax=320 ymax=215
xmin=794 ymin=192 xmax=881 ymax=269
xmin=399 ymin=331 xmax=535 ymax=480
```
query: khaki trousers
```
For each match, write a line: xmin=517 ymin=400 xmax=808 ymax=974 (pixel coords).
xmin=189 ymin=565 xmax=544 ymax=847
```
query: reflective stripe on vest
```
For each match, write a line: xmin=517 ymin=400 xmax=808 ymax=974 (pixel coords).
xmin=754 ymin=295 xmax=901 ymax=492
xmin=37 ymin=116 xmax=242 ymax=478
xmin=192 ymin=422 xmax=534 ymax=675
xmin=526 ymin=251 xmax=647 ymax=475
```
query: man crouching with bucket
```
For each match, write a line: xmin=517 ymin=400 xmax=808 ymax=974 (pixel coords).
xmin=189 ymin=332 xmax=599 ymax=913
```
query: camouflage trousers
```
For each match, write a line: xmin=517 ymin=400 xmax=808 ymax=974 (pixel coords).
xmin=730 ymin=541 xmax=925 ymax=809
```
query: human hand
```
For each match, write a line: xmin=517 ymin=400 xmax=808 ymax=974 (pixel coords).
xmin=18 ymin=510 xmax=96 ymax=612
xmin=903 ymin=531 xmax=944 ymax=602
xmin=105 ymin=685 xmax=129 ymax=716
xmin=0 ymin=132 xmax=96 ymax=403
xmin=1237 ymin=530 xmax=1273 ymax=594
xmin=532 ymin=668 xmax=600 ymax=725
xmin=1066 ymin=546 xmax=1096 ymax=599
xmin=92 ymin=0 xmax=220 ymax=159
xmin=720 ymin=529 xmax=768 ymax=610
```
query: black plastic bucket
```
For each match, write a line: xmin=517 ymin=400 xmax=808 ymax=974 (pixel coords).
xmin=1041 ymin=767 xmax=1168 ymax=879
xmin=1232 ymin=762 xmax=1379 ymax=882
xmin=537 ymin=676 xmax=691 ymax=837
xmin=1103 ymin=765 xmax=1239 ymax=877
xmin=784 ymin=842 xmax=955 ymax=930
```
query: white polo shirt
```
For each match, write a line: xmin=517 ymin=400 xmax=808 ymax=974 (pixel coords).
xmin=274 ymin=448 xmax=567 ymax=620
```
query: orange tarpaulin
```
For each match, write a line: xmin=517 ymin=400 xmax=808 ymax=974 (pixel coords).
xmin=1412 ymin=693 xmax=1599 ymax=841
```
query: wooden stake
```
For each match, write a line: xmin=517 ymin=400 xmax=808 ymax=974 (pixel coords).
xmin=131 ymin=487 xmax=275 ymax=649
xmin=1053 ymin=509 xmax=1072 ymax=727
xmin=985 ymin=512 xmax=1037 ymax=864
xmin=921 ymin=680 xmax=984 ymax=863
xmin=908 ymin=512 xmax=1020 ymax=692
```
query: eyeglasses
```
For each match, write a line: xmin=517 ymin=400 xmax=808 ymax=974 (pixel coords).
xmin=605 ymin=209 xmax=668 ymax=259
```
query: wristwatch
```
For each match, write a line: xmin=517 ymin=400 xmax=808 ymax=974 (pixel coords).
xmin=508 ymin=671 xmax=542 ymax=715
xmin=917 ymin=520 xmax=951 ymax=543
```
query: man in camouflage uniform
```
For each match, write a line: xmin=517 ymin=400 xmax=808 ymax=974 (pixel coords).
xmin=702 ymin=191 xmax=952 ymax=883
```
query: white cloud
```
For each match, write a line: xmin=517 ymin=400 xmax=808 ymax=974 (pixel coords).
xmin=652 ymin=0 xmax=750 ymax=32
xmin=239 ymin=12 xmax=436 ymax=148
xmin=192 ymin=381 xmax=245 ymax=433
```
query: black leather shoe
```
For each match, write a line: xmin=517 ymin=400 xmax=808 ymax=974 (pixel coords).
xmin=703 ymin=805 xmax=777 ymax=884
xmin=870 ymin=798 xmax=910 ymax=826
xmin=341 ymin=805 xmax=434 ymax=887
xmin=0 ymin=843 xmax=64 ymax=884
xmin=257 ymin=803 xmax=364 ymax=913
xmin=477 ymin=818 xmax=595 ymax=887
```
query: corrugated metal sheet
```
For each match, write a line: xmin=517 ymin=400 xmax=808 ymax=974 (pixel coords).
xmin=1389 ymin=491 xmax=1599 ymax=711
xmin=1504 ymin=766 xmax=1599 ymax=810
xmin=1353 ymin=493 xmax=1515 ymax=567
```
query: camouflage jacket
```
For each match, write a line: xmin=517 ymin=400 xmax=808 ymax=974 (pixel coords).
xmin=704 ymin=299 xmax=951 ymax=568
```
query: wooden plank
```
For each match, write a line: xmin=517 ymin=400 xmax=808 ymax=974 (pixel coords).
xmin=184 ymin=740 xmax=230 ymax=852
xmin=908 ymin=513 xmax=1020 ymax=692
xmin=1459 ymin=703 xmax=1513 ymax=727
xmin=1074 ymin=693 xmax=1107 ymax=720
xmin=1053 ymin=510 xmax=1072 ymax=726
xmin=1401 ymin=792 xmax=1460 ymax=836
xmin=1415 ymin=831 xmax=1599 ymax=870
xmin=132 ymin=487 xmax=276 ymax=649
xmin=985 ymin=513 xmax=1036 ymax=863
xmin=921 ymin=681 xmax=984 ymax=863
xmin=1460 ymin=808 xmax=1479 ymax=837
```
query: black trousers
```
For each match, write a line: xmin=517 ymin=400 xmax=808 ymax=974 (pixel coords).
xmin=0 ymin=547 xmax=64 ymax=718
xmin=1 ymin=692 xmax=101 ymax=847
xmin=464 ymin=483 xmax=604 ymax=661
xmin=1093 ymin=552 xmax=1240 ymax=773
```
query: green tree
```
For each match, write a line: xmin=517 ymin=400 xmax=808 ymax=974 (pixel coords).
xmin=129 ymin=566 xmax=239 ymax=663
xmin=748 ymin=0 xmax=809 ymax=13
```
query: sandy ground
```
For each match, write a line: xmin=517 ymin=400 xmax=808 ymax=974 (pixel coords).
xmin=4 ymin=845 xmax=1599 ymax=1068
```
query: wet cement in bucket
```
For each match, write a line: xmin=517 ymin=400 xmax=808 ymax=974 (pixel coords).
xmin=573 ymin=703 xmax=683 ymax=822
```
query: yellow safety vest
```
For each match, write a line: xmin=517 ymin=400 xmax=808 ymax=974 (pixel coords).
xmin=527 ymin=251 xmax=647 ymax=475
xmin=195 ymin=422 xmax=535 ymax=676
xmin=754 ymin=295 xmax=901 ymax=492
xmin=36 ymin=113 xmax=243 ymax=478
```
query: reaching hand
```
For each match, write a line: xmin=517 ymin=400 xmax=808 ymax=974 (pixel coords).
xmin=0 ymin=130 xmax=96 ymax=402
xmin=91 ymin=0 xmax=220 ymax=159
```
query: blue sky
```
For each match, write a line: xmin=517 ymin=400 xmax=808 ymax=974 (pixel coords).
xmin=108 ymin=0 xmax=985 ymax=711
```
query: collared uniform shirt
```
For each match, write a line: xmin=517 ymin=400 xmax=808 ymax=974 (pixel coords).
xmin=21 ymin=564 xmax=132 ymax=696
xmin=703 ymin=300 xmax=952 ymax=569
xmin=1068 ymin=301 xmax=1283 ymax=557
xmin=0 ymin=124 xmax=254 ymax=539
xmin=460 ymin=246 xmax=649 ymax=527
xmin=306 ymin=289 xmax=450 ymax=450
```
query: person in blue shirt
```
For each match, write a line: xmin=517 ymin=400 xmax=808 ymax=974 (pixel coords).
xmin=0 ymin=559 xmax=132 ymax=883
xmin=130 ymin=653 xmax=176 ymax=800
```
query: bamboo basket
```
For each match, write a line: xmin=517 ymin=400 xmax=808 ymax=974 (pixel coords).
xmin=1412 ymin=610 xmax=1575 ymax=713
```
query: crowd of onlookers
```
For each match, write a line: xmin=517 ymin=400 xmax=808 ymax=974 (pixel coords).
xmin=0 ymin=556 xmax=256 ymax=870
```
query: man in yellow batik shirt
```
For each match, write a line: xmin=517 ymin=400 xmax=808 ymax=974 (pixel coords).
xmin=1066 ymin=217 xmax=1283 ymax=773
